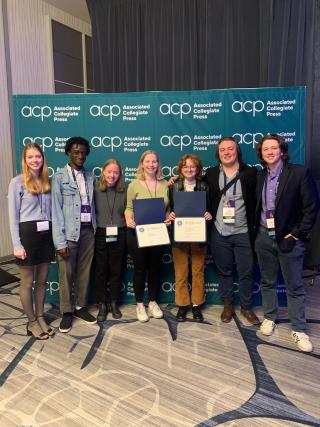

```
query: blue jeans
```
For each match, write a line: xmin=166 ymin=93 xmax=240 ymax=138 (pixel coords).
xmin=255 ymin=228 xmax=306 ymax=332
xmin=210 ymin=227 xmax=254 ymax=309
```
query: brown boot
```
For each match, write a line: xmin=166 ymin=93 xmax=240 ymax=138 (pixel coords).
xmin=240 ymin=308 xmax=261 ymax=325
xmin=221 ymin=299 xmax=234 ymax=323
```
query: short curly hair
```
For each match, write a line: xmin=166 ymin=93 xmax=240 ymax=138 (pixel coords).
xmin=64 ymin=136 xmax=90 ymax=155
xmin=255 ymin=134 xmax=290 ymax=165
xmin=177 ymin=154 xmax=203 ymax=180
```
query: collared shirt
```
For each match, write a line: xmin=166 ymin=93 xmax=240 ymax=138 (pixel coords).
xmin=215 ymin=167 xmax=247 ymax=236
xmin=67 ymin=164 xmax=89 ymax=205
xmin=260 ymin=159 xmax=283 ymax=227
xmin=51 ymin=164 xmax=96 ymax=249
xmin=8 ymin=175 xmax=52 ymax=250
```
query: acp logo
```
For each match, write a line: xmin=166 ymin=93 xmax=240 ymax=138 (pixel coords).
xmin=248 ymin=163 xmax=264 ymax=170
xmin=162 ymin=165 xmax=179 ymax=178
xmin=252 ymin=281 xmax=261 ymax=294
xmin=21 ymin=105 xmax=52 ymax=121
xmin=231 ymin=100 xmax=264 ymax=117
xmin=91 ymin=136 xmax=122 ymax=151
xmin=92 ymin=167 xmax=102 ymax=178
xmin=89 ymin=104 xmax=121 ymax=121
xmin=23 ymin=136 xmax=54 ymax=150
xmin=47 ymin=166 xmax=61 ymax=178
xmin=162 ymin=253 xmax=173 ymax=264
xmin=46 ymin=281 xmax=60 ymax=295
xmin=161 ymin=282 xmax=176 ymax=293
xmin=160 ymin=135 xmax=192 ymax=151
xmin=159 ymin=103 xmax=191 ymax=119
xmin=233 ymin=132 xmax=264 ymax=147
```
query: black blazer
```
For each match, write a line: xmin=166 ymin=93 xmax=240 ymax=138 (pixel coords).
xmin=204 ymin=162 xmax=257 ymax=248
xmin=255 ymin=162 xmax=319 ymax=242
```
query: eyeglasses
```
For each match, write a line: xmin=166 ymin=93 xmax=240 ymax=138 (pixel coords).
xmin=182 ymin=166 xmax=196 ymax=170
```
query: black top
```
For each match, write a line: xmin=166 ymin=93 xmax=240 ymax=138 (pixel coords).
xmin=204 ymin=162 xmax=257 ymax=249
xmin=94 ymin=182 xmax=127 ymax=228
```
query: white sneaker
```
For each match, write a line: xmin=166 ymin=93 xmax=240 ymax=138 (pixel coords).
xmin=136 ymin=304 xmax=149 ymax=322
xmin=291 ymin=331 xmax=313 ymax=352
xmin=260 ymin=319 xmax=276 ymax=336
xmin=148 ymin=301 xmax=163 ymax=319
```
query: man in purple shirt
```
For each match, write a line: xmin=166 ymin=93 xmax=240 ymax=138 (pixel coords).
xmin=255 ymin=134 xmax=319 ymax=352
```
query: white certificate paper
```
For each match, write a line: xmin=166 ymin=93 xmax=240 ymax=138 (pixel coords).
xmin=136 ymin=223 xmax=170 ymax=248
xmin=174 ymin=217 xmax=206 ymax=242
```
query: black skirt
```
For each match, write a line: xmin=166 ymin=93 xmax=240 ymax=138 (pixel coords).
xmin=16 ymin=221 xmax=55 ymax=266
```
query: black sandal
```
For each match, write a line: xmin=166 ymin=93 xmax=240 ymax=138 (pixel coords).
xmin=37 ymin=315 xmax=55 ymax=337
xmin=27 ymin=319 xmax=49 ymax=340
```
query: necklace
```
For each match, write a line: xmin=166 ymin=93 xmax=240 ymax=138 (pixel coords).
xmin=145 ymin=180 xmax=157 ymax=198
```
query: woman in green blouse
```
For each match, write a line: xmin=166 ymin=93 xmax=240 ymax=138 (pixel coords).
xmin=125 ymin=150 xmax=170 ymax=322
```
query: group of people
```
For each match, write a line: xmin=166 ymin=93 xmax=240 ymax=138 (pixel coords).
xmin=8 ymin=134 xmax=319 ymax=353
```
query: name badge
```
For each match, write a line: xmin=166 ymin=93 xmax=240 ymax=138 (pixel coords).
xmin=81 ymin=205 xmax=91 ymax=223
xmin=106 ymin=226 xmax=118 ymax=242
xmin=106 ymin=226 xmax=118 ymax=236
xmin=223 ymin=200 xmax=235 ymax=223
xmin=36 ymin=220 xmax=49 ymax=232
xmin=266 ymin=210 xmax=275 ymax=236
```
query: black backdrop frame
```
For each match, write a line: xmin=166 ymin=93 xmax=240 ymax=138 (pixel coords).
xmin=86 ymin=0 xmax=320 ymax=177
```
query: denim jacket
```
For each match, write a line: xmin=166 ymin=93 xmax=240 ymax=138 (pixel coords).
xmin=51 ymin=165 xmax=96 ymax=250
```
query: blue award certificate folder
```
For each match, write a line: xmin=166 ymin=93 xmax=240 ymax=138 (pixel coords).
xmin=133 ymin=198 xmax=166 ymax=225
xmin=173 ymin=191 xmax=206 ymax=217
xmin=133 ymin=198 xmax=169 ymax=247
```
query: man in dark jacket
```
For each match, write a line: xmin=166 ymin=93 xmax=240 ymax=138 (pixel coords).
xmin=204 ymin=137 xmax=260 ymax=325
xmin=255 ymin=134 xmax=319 ymax=352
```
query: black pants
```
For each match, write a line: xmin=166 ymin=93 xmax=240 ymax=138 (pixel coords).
xmin=126 ymin=229 xmax=164 ymax=302
xmin=93 ymin=227 xmax=126 ymax=303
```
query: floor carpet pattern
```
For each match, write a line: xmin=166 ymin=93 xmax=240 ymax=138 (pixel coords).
xmin=0 ymin=263 xmax=319 ymax=427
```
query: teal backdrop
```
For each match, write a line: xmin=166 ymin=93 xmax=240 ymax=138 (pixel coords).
xmin=13 ymin=86 xmax=305 ymax=306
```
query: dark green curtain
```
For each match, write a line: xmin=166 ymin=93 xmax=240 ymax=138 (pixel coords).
xmin=86 ymin=0 xmax=319 ymax=175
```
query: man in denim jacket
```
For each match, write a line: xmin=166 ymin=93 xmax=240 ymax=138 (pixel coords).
xmin=52 ymin=136 xmax=96 ymax=333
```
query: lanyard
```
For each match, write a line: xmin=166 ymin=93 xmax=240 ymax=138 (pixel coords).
xmin=71 ymin=168 xmax=90 ymax=205
xmin=106 ymin=188 xmax=117 ymax=224
xmin=223 ymin=172 xmax=237 ymax=196
xmin=145 ymin=180 xmax=157 ymax=198
xmin=36 ymin=193 xmax=44 ymax=218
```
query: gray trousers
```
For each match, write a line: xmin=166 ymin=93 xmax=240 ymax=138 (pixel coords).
xmin=57 ymin=226 xmax=94 ymax=314
xmin=211 ymin=226 xmax=254 ymax=309
xmin=255 ymin=228 xmax=306 ymax=332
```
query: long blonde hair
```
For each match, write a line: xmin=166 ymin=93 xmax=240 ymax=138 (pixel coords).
xmin=21 ymin=143 xmax=50 ymax=194
xmin=136 ymin=150 xmax=163 ymax=180
xmin=98 ymin=159 xmax=125 ymax=192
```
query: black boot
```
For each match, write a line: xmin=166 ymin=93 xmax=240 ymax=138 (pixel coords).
xmin=192 ymin=305 xmax=204 ymax=322
xmin=176 ymin=306 xmax=188 ymax=322
xmin=110 ymin=301 xmax=122 ymax=319
xmin=97 ymin=302 xmax=107 ymax=322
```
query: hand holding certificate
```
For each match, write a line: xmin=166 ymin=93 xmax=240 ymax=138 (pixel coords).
xmin=133 ymin=198 xmax=170 ymax=247
xmin=173 ymin=191 xmax=207 ymax=242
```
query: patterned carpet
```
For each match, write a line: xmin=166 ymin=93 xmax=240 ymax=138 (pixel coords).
xmin=0 ymin=262 xmax=319 ymax=427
